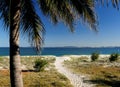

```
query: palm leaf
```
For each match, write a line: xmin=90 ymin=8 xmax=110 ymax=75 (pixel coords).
xmin=99 ymin=0 xmax=120 ymax=9
xmin=0 ymin=0 xmax=10 ymax=29
xmin=111 ymin=0 xmax=119 ymax=9
xmin=38 ymin=0 xmax=97 ymax=31
xmin=38 ymin=0 xmax=75 ymax=32
xmin=70 ymin=0 xmax=97 ymax=31
xmin=21 ymin=0 xmax=44 ymax=51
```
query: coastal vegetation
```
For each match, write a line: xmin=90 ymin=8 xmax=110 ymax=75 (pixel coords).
xmin=0 ymin=0 xmax=119 ymax=87
xmin=109 ymin=53 xmax=119 ymax=62
xmin=34 ymin=59 xmax=48 ymax=71
xmin=91 ymin=52 xmax=99 ymax=62
xmin=0 ymin=69 xmax=73 ymax=87
xmin=0 ymin=56 xmax=72 ymax=87
xmin=0 ymin=0 xmax=97 ymax=86
xmin=64 ymin=55 xmax=120 ymax=87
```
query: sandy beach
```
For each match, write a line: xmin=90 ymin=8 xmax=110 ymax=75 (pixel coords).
xmin=0 ymin=55 xmax=120 ymax=87
xmin=54 ymin=55 xmax=120 ymax=87
xmin=54 ymin=56 xmax=93 ymax=87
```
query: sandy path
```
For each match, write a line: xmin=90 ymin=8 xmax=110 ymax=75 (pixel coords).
xmin=54 ymin=57 xmax=93 ymax=87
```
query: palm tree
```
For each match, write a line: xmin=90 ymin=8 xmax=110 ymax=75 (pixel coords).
xmin=0 ymin=0 xmax=44 ymax=87
xmin=0 ymin=0 xmax=119 ymax=87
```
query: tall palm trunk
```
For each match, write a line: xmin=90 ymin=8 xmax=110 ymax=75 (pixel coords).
xmin=10 ymin=0 xmax=23 ymax=87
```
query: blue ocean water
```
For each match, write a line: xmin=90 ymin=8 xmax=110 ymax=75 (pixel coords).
xmin=0 ymin=47 xmax=120 ymax=56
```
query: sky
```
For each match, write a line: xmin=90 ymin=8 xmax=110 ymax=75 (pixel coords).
xmin=0 ymin=4 xmax=120 ymax=47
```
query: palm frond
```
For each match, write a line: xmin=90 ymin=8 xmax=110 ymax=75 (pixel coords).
xmin=111 ymin=0 xmax=120 ymax=9
xmin=38 ymin=0 xmax=97 ymax=31
xmin=38 ymin=0 xmax=75 ymax=32
xmin=98 ymin=0 xmax=120 ymax=9
xmin=0 ymin=0 xmax=10 ymax=29
xmin=70 ymin=0 xmax=97 ymax=31
xmin=21 ymin=0 xmax=44 ymax=51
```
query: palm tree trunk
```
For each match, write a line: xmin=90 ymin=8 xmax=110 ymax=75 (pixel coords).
xmin=10 ymin=0 xmax=23 ymax=87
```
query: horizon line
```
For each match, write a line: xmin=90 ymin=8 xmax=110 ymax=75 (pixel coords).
xmin=1 ymin=46 xmax=120 ymax=48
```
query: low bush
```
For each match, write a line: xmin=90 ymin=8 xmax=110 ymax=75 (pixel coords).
xmin=91 ymin=52 xmax=99 ymax=62
xmin=109 ymin=53 xmax=119 ymax=62
xmin=34 ymin=59 xmax=48 ymax=71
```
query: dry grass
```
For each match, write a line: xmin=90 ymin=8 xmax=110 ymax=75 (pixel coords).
xmin=23 ymin=69 xmax=72 ymax=87
xmin=64 ymin=57 xmax=120 ymax=87
xmin=0 ymin=56 xmax=73 ymax=87
xmin=0 ymin=70 xmax=10 ymax=86
xmin=0 ymin=70 xmax=73 ymax=87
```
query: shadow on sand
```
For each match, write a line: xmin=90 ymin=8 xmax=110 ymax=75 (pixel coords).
xmin=90 ymin=79 xmax=120 ymax=87
xmin=84 ymin=75 xmax=120 ymax=87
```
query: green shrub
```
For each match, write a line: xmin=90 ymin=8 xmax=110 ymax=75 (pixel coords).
xmin=91 ymin=52 xmax=99 ymax=62
xmin=109 ymin=53 xmax=119 ymax=62
xmin=34 ymin=59 xmax=48 ymax=71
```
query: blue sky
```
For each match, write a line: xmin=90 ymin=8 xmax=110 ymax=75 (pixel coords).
xmin=0 ymin=4 xmax=120 ymax=47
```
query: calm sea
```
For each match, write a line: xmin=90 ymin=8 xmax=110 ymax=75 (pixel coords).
xmin=0 ymin=47 xmax=120 ymax=56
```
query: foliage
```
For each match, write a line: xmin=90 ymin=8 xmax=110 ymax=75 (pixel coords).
xmin=34 ymin=59 xmax=48 ymax=71
xmin=99 ymin=0 xmax=120 ymax=9
xmin=91 ymin=52 xmax=99 ymax=62
xmin=0 ymin=56 xmax=72 ymax=87
xmin=64 ymin=58 xmax=120 ymax=87
xmin=0 ymin=70 xmax=73 ymax=87
xmin=0 ymin=0 xmax=120 ymax=86
xmin=109 ymin=53 xmax=119 ymax=62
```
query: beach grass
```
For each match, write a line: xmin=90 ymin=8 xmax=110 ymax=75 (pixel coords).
xmin=0 ymin=69 xmax=73 ymax=87
xmin=0 ymin=56 xmax=73 ymax=87
xmin=64 ymin=56 xmax=120 ymax=87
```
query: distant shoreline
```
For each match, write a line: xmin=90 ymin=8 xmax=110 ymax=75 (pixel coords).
xmin=1 ymin=54 xmax=111 ymax=58
xmin=1 ymin=46 xmax=120 ymax=48
xmin=0 ymin=47 xmax=120 ymax=56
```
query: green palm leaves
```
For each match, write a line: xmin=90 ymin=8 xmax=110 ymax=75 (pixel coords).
xmin=0 ymin=0 xmax=10 ymax=28
xmin=38 ymin=0 xmax=75 ymax=31
xmin=0 ymin=0 xmax=119 ymax=51
xmin=21 ymin=0 xmax=44 ymax=51
xmin=0 ymin=0 xmax=44 ymax=51
xmin=99 ymin=0 xmax=120 ymax=9
xmin=70 ymin=0 xmax=97 ymax=31
xmin=38 ymin=0 xmax=97 ymax=31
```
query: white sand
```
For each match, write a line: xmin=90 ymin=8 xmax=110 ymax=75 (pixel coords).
xmin=54 ymin=56 xmax=93 ymax=87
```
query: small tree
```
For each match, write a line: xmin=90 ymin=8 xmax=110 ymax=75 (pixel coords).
xmin=91 ymin=52 xmax=99 ymax=62
xmin=109 ymin=53 xmax=119 ymax=62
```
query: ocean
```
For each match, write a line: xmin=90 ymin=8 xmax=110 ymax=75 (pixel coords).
xmin=0 ymin=47 xmax=120 ymax=56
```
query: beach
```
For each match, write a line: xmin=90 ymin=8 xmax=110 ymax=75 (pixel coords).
xmin=55 ymin=56 xmax=93 ymax=87
xmin=0 ymin=55 xmax=120 ymax=87
xmin=0 ymin=54 xmax=112 ymax=70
